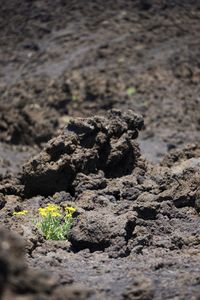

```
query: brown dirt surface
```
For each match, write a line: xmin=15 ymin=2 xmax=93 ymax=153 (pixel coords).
xmin=0 ymin=1 xmax=200 ymax=299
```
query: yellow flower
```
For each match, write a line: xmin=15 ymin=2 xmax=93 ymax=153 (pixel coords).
xmin=65 ymin=206 xmax=76 ymax=219
xmin=65 ymin=213 xmax=72 ymax=219
xmin=13 ymin=210 xmax=28 ymax=216
xmin=38 ymin=207 xmax=48 ymax=217
xmin=51 ymin=211 xmax=62 ymax=217
xmin=38 ymin=204 xmax=61 ymax=218
xmin=65 ymin=206 xmax=76 ymax=214
xmin=46 ymin=204 xmax=60 ymax=212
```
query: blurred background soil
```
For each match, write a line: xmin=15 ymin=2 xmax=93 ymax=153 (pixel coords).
xmin=0 ymin=0 xmax=199 ymax=166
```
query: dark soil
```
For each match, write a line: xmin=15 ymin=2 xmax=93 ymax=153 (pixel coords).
xmin=0 ymin=1 xmax=200 ymax=299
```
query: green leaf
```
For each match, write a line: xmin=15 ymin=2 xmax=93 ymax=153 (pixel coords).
xmin=126 ymin=87 xmax=136 ymax=96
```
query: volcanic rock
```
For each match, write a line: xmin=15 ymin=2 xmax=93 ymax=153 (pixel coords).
xmin=21 ymin=110 xmax=143 ymax=197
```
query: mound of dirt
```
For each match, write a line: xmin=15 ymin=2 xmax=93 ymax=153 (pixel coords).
xmin=21 ymin=110 xmax=143 ymax=197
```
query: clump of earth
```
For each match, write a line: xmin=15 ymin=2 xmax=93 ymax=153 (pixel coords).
xmin=0 ymin=1 xmax=200 ymax=299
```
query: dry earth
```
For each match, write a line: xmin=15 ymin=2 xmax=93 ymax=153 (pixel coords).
xmin=0 ymin=1 xmax=200 ymax=299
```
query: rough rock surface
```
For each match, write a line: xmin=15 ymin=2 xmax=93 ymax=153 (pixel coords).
xmin=0 ymin=227 xmax=96 ymax=300
xmin=0 ymin=1 xmax=200 ymax=299
xmin=22 ymin=110 xmax=143 ymax=197
xmin=0 ymin=119 xmax=200 ymax=299
xmin=0 ymin=103 xmax=59 ymax=145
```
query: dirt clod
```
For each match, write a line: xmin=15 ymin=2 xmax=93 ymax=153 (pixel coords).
xmin=21 ymin=110 xmax=143 ymax=197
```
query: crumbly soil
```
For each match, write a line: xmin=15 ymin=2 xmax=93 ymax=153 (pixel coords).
xmin=0 ymin=1 xmax=200 ymax=299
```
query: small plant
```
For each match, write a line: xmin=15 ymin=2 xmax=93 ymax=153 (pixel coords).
xmin=11 ymin=204 xmax=76 ymax=240
xmin=12 ymin=210 xmax=29 ymax=216
xmin=126 ymin=87 xmax=136 ymax=96
xmin=37 ymin=204 xmax=76 ymax=240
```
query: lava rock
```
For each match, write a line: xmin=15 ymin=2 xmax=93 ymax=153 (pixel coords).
xmin=21 ymin=110 xmax=143 ymax=197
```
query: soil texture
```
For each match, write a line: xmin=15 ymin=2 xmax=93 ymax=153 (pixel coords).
xmin=0 ymin=1 xmax=200 ymax=299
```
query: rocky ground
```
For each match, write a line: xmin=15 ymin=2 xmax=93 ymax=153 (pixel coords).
xmin=0 ymin=1 xmax=200 ymax=299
